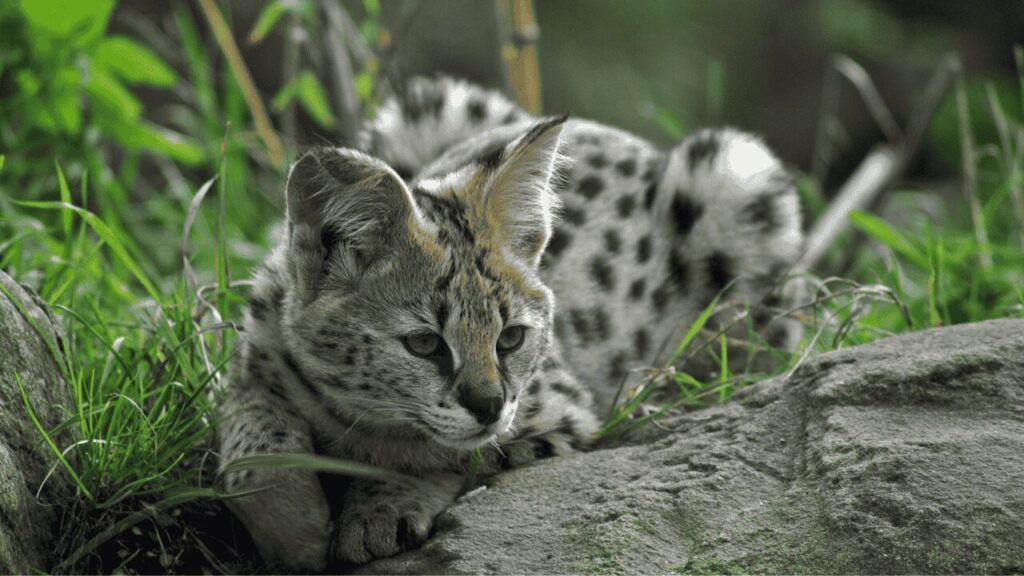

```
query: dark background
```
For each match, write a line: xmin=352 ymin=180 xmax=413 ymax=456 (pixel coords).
xmin=119 ymin=0 xmax=1024 ymax=188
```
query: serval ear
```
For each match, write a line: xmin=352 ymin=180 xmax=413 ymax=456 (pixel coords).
xmin=481 ymin=116 xmax=567 ymax=268
xmin=285 ymin=147 xmax=418 ymax=301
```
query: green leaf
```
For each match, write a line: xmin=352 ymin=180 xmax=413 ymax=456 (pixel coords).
xmin=93 ymin=36 xmax=177 ymax=87
xmin=54 ymin=161 xmax=73 ymax=243
xmin=105 ymin=122 xmax=205 ymax=166
xmin=849 ymin=210 xmax=930 ymax=270
xmin=19 ymin=0 xmax=116 ymax=44
xmin=52 ymin=66 xmax=84 ymax=134
xmin=295 ymin=71 xmax=335 ymax=128
xmin=273 ymin=70 xmax=335 ymax=128
xmin=248 ymin=0 xmax=289 ymax=45
xmin=87 ymin=66 xmax=142 ymax=122
xmin=640 ymin=101 xmax=685 ymax=140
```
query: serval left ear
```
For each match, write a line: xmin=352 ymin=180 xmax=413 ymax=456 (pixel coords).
xmin=481 ymin=116 xmax=568 ymax=268
xmin=285 ymin=147 xmax=420 ymax=301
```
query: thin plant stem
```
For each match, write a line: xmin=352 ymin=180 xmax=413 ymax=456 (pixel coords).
xmin=955 ymin=74 xmax=994 ymax=269
xmin=197 ymin=0 xmax=286 ymax=171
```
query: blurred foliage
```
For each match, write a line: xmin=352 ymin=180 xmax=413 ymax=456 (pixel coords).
xmin=0 ymin=0 xmax=203 ymax=198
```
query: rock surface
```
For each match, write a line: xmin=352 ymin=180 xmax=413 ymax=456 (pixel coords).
xmin=0 ymin=271 xmax=72 ymax=574
xmin=366 ymin=319 xmax=1024 ymax=574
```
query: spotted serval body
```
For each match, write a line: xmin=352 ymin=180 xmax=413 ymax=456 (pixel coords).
xmin=218 ymin=78 xmax=802 ymax=571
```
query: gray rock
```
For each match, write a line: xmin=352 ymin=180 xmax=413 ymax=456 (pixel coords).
xmin=0 ymin=271 xmax=72 ymax=574
xmin=367 ymin=319 xmax=1024 ymax=574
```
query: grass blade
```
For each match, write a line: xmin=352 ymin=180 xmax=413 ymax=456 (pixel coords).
xmin=217 ymin=453 xmax=420 ymax=487
xmin=15 ymin=200 xmax=161 ymax=303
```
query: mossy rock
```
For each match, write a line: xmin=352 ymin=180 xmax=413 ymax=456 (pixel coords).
xmin=366 ymin=320 xmax=1024 ymax=574
xmin=0 ymin=271 xmax=72 ymax=574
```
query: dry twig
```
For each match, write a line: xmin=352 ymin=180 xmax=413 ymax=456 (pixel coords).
xmin=796 ymin=53 xmax=961 ymax=273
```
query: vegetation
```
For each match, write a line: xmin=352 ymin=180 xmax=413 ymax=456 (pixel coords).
xmin=0 ymin=0 xmax=1020 ymax=571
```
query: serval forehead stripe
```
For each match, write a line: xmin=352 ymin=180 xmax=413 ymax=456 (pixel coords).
xmin=412 ymin=185 xmax=546 ymax=302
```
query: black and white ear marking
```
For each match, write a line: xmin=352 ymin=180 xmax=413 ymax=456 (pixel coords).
xmin=285 ymin=147 xmax=417 ymax=301
xmin=482 ymin=116 xmax=568 ymax=268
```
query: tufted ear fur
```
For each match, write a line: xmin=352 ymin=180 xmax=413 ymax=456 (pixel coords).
xmin=482 ymin=117 xmax=566 ymax=268
xmin=286 ymin=147 xmax=416 ymax=301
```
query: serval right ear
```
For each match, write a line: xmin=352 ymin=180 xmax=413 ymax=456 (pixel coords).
xmin=285 ymin=147 xmax=418 ymax=301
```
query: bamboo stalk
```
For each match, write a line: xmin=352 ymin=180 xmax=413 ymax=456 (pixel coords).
xmin=197 ymin=0 xmax=286 ymax=171
xmin=504 ymin=0 xmax=543 ymax=115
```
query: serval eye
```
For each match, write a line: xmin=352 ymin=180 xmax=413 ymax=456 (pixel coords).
xmin=403 ymin=333 xmax=445 ymax=358
xmin=496 ymin=326 xmax=526 ymax=353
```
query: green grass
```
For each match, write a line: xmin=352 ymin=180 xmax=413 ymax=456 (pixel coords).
xmin=0 ymin=3 xmax=397 ymax=570
xmin=599 ymin=49 xmax=1024 ymax=441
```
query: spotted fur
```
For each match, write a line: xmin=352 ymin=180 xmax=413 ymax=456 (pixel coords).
xmin=218 ymin=77 xmax=802 ymax=571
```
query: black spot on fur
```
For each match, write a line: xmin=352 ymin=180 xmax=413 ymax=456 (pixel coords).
xmin=414 ymin=190 xmax=474 ymax=244
xmin=604 ymin=229 xmax=622 ymax=254
xmin=742 ymin=193 xmax=778 ymax=233
xmin=556 ymin=415 xmax=577 ymax=436
xmin=403 ymin=84 xmax=445 ymax=122
xmin=248 ymin=297 xmax=268 ymax=321
xmin=436 ymin=262 xmax=456 ymax=292
xmin=628 ymin=278 xmax=646 ymax=300
xmin=282 ymin=353 xmax=321 ymax=399
xmin=551 ymin=381 xmax=583 ymax=402
xmin=636 ymin=235 xmax=652 ymax=263
xmin=643 ymin=182 xmax=658 ymax=211
xmin=533 ymin=438 xmax=555 ymax=459
xmin=587 ymin=154 xmax=608 ymax=169
xmin=615 ymin=158 xmax=637 ymax=177
xmin=642 ymin=157 xmax=662 ymax=182
xmin=651 ymin=284 xmax=670 ymax=313
xmin=553 ymin=315 xmax=567 ymax=339
xmin=608 ymin=351 xmax=629 ymax=384
xmin=589 ymin=257 xmax=616 ymax=291
xmin=671 ymin=193 xmax=704 ymax=238
xmin=706 ymin=251 xmax=734 ymax=293
xmin=569 ymin=308 xmax=590 ymax=343
xmin=562 ymin=206 xmax=586 ymax=226
xmin=576 ymin=175 xmax=605 ymax=199
xmin=687 ymin=132 xmax=720 ymax=171
xmin=436 ymin=301 xmax=450 ymax=331
xmin=544 ymin=228 xmax=572 ymax=259
xmin=502 ymin=110 xmax=520 ymax=125
xmin=634 ymin=329 xmax=650 ymax=358
xmin=267 ymin=382 xmax=289 ymax=401
xmin=468 ymin=98 xmax=487 ymax=122
xmin=616 ymin=195 xmax=636 ymax=218
xmin=668 ymin=250 xmax=690 ymax=292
